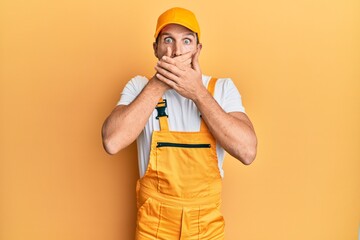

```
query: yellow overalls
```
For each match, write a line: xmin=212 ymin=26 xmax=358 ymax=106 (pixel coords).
xmin=135 ymin=78 xmax=225 ymax=240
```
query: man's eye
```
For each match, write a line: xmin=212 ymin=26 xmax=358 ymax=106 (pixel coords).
xmin=184 ymin=39 xmax=191 ymax=44
xmin=164 ymin=38 xmax=173 ymax=43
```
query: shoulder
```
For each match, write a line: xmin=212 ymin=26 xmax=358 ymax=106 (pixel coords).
xmin=216 ymin=77 xmax=237 ymax=88
xmin=202 ymin=75 xmax=238 ymax=91
xmin=118 ymin=75 xmax=149 ymax=105
xmin=203 ymin=74 xmax=245 ymax=112
xmin=126 ymin=75 xmax=149 ymax=88
xmin=122 ymin=75 xmax=149 ymax=94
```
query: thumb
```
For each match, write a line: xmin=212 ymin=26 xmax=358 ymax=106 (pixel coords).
xmin=192 ymin=45 xmax=202 ymax=71
xmin=166 ymin=46 xmax=172 ymax=58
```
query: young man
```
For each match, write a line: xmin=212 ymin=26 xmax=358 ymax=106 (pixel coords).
xmin=102 ymin=7 xmax=257 ymax=239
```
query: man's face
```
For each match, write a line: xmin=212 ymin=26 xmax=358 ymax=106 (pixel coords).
xmin=153 ymin=24 xmax=200 ymax=60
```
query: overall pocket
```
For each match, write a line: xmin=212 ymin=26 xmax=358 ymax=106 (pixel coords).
xmin=136 ymin=197 xmax=162 ymax=238
xmin=155 ymin=141 xmax=218 ymax=198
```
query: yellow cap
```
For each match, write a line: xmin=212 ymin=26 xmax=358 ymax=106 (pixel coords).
xmin=154 ymin=7 xmax=201 ymax=41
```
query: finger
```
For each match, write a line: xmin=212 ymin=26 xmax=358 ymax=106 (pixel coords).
xmin=156 ymin=73 xmax=177 ymax=89
xmin=174 ymin=59 xmax=191 ymax=71
xmin=162 ymin=54 xmax=190 ymax=67
xmin=166 ymin=46 xmax=172 ymax=57
xmin=155 ymin=64 xmax=180 ymax=82
xmin=173 ymin=51 xmax=192 ymax=63
xmin=161 ymin=55 xmax=176 ymax=65
xmin=182 ymin=57 xmax=192 ymax=67
xmin=192 ymin=45 xmax=202 ymax=71
xmin=160 ymin=57 xmax=188 ymax=71
xmin=157 ymin=59 xmax=183 ymax=76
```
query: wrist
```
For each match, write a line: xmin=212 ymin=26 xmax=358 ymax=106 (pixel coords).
xmin=149 ymin=75 xmax=170 ymax=92
xmin=192 ymin=86 xmax=209 ymax=104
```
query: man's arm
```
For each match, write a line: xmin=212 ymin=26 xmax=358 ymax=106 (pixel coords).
xmin=193 ymin=91 xmax=257 ymax=165
xmin=101 ymin=77 xmax=168 ymax=154
xmin=155 ymin=47 xmax=257 ymax=165
xmin=102 ymin=48 xmax=193 ymax=155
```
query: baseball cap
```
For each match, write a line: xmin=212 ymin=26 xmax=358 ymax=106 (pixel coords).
xmin=154 ymin=7 xmax=201 ymax=41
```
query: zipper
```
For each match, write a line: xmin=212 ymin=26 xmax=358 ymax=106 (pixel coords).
xmin=156 ymin=142 xmax=211 ymax=148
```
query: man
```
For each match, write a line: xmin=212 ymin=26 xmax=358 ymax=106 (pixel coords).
xmin=102 ymin=7 xmax=257 ymax=240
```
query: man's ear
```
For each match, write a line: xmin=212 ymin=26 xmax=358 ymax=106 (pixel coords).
xmin=197 ymin=43 xmax=202 ymax=51
xmin=153 ymin=42 xmax=158 ymax=58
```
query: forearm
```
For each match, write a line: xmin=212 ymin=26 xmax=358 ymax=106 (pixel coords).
xmin=193 ymin=89 xmax=257 ymax=165
xmin=102 ymin=78 xmax=167 ymax=154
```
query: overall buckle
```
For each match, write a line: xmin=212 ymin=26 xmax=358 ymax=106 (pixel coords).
xmin=156 ymin=99 xmax=168 ymax=119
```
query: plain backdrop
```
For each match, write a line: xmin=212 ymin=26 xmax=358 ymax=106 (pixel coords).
xmin=1 ymin=0 xmax=359 ymax=239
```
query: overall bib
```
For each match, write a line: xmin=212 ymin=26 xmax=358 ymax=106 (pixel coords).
xmin=135 ymin=78 xmax=225 ymax=240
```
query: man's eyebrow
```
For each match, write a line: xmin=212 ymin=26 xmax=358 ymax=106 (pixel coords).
xmin=184 ymin=32 xmax=196 ymax=37
xmin=159 ymin=32 xmax=171 ymax=36
xmin=160 ymin=32 xmax=196 ymax=37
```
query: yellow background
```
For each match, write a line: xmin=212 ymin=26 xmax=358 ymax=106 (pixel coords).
xmin=1 ymin=0 xmax=359 ymax=239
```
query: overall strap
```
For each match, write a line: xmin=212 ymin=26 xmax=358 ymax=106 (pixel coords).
xmin=156 ymin=98 xmax=169 ymax=131
xmin=156 ymin=77 xmax=218 ymax=132
xmin=200 ymin=77 xmax=218 ymax=132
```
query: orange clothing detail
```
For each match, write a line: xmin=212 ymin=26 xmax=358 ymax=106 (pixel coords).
xmin=135 ymin=78 xmax=225 ymax=240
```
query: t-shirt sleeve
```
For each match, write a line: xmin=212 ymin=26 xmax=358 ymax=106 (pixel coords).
xmin=215 ymin=78 xmax=246 ymax=113
xmin=117 ymin=76 xmax=148 ymax=106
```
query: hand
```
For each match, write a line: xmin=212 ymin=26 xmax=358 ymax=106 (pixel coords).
xmin=154 ymin=46 xmax=207 ymax=101
xmin=173 ymin=49 xmax=192 ymax=68
xmin=152 ymin=47 xmax=175 ymax=91
xmin=158 ymin=47 xmax=193 ymax=69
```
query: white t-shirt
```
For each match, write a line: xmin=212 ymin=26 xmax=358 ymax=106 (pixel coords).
xmin=117 ymin=75 xmax=245 ymax=178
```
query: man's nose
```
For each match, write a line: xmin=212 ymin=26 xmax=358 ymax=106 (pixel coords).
xmin=173 ymin=41 xmax=183 ymax=57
